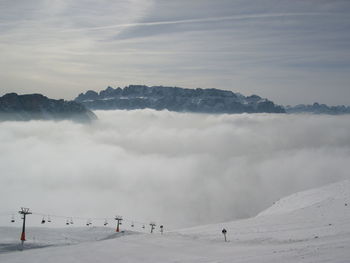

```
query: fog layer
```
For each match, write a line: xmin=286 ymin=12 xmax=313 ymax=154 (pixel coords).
xmin=1 ymin=111 xmax=349 ymax=228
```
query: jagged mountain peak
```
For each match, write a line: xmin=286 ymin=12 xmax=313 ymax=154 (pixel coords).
xmin=75 ymin=85 xmax=285 ymax=114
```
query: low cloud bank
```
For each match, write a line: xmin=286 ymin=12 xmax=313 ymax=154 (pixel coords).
xmin=0 ymin=110 xmax=349 ymax=228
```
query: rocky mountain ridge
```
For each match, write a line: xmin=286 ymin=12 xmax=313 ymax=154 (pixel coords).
xmin=285 ymin=102 xmax=350 ymax=115
xmin=0 ymin=93 xmax=96 ymax=122
xmin=75 ymin=85 xmax=285 ymax=114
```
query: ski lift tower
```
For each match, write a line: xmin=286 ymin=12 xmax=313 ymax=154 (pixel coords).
xmin=18 ymin=207 xmax=32 ymax=249
xmin=115 ymin=215 xmax=123 ymax=232
xmin=150 ymin=222 xmax=156 ymax=233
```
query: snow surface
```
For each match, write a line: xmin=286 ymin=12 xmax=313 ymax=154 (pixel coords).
xmin=1 ymin=180 xmax=350 ymax=262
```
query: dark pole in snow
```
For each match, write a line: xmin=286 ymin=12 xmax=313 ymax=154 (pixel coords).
xmin=18 ymin=207 xmax=32 ymax=250
xmin=222 ymin=228 xmax=227 ymax=242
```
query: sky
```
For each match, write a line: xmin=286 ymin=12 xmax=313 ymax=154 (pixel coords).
xmin=0 ymin=0 xmax=350 ymax=106
xmin=1 ymin=111 xmax=350 ymax=228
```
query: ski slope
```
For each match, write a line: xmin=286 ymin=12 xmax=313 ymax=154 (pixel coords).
xmin=0 ymin=227 xmax=135 ymax=253
xmin=1 ymin=180 xmax=350 ymax=262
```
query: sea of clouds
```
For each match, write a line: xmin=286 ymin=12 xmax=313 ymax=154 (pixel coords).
xmin=0 ymin=110 xmax=349 ymax=229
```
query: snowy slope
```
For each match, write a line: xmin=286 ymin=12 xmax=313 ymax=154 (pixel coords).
xmin=1 ymin=180 xmax=350 ymax=262
xmin=0 ymin=226 xmax=135 ymax=253
xmin=258 ymin=180 xmax=350 ymax=217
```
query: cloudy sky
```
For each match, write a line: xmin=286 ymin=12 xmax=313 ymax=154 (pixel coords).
xmin=0 ymin=0 xmax=350 ymax=105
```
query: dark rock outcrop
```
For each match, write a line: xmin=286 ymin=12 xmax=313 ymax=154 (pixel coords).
xmin=0 ymin=93 xmax=96 ymax=122
xmin=75 ymin=85 xmax=285 ymax=114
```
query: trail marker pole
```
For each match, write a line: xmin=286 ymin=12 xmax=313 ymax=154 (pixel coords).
xmin=222 ymin=228 xmax=227 ymax=242
xmin=18 ymin=207 xmax=32 ymax=250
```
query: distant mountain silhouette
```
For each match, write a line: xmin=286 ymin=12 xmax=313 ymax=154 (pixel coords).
xmin=0 ymin=93 xmax=96 ymax=122
xmin=285 ymin=103 xmax=350 ymax=115
xmin=75 ymin=85 xmax=285 ymax=114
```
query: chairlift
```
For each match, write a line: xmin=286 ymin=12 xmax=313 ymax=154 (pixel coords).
xmin=11 ymin=215 xmax=15 ymax=223
xmin=104 ymin=219 xmax=108 ymax=226
xmin=70 ymin=218 xmax=74 ymax=224
xmin=48 ymin=215 xmax=51 ymax=223
xmin=142 ymin=225 xmax=145 ymax=229
xmin=41 ymin=217 xmax=46 ymax=224
xmin=66 ymin=219 xmax=70 ymax=225
xmin=131 ymin=222 xmax=134 ymax=227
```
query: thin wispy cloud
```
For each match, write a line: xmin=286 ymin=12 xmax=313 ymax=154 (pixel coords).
xmin=61 ymin=12 xmax=325 ymax=32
